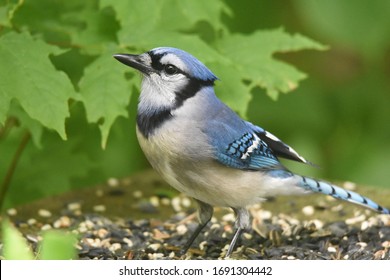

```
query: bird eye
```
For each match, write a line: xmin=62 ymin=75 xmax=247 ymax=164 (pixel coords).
xmin=164 ymin=64 xmax=178 ymax=75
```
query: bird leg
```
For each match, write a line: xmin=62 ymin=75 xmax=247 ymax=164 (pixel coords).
xmin=180 ymin=200 xmax=213 ymax=255
xmin=225 ymin=207 xmax=250 ymax=258
xmin=226 ymin=227 xmax=243 ymax=258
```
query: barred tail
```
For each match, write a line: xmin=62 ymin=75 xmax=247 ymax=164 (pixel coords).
xmin=298 ymin=175 xmax=390 ymax=214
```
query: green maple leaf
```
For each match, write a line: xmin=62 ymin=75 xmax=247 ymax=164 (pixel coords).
xmin=0 ymin=31 xmax=75 ymax=140
xmin=64 ymin=1 xmax=119 ymax=55
xmin=208 ymin=61 xmax=252 ymax=118
xmin=218 ymin=28 xmax=327 ymax=100
xmin=0 ymin=0 xmax=23 ymax=28
xmin=78 ymin=47 xmax=136 ymax=148
xmin=101 ymin=0 xmax=230 ymax=45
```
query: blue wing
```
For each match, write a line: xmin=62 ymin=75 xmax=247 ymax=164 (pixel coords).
xmin=214 ymin=128 xmax=285 ymax=171
xmin=203 ymin=102 xmax=310 ymax=171
xmin=209 ymin=121 xmax=310 ymax=170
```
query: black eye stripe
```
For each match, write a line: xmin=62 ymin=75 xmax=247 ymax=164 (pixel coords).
xmin=148 ymin=51 xmax=215 ymax=86
xmin=149 ymin=51 xmax=186 ymax=76
xmin=149 ymin=51 xmax=164 ymax=71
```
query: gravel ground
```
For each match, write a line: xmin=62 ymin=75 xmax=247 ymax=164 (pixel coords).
xmin=2 ymin=174 xmax=390 ymax=260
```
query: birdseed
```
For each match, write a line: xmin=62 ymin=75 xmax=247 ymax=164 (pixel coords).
xmin=38 ymin=209 xmax=52 ymax=218
xmin=2 ymin=193 xmax=390 ymax=260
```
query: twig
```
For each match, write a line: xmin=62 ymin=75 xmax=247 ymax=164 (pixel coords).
xmin=0 ymin=131 xmax=31 ymax=210
xmin=0 ymin=117 xmax=18 ymax=140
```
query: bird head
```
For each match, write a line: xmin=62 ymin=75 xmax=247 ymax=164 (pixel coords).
xmin=114 ymin=47 xmax=218 ymax=111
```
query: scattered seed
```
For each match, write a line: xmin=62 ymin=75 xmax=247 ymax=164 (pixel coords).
xmin=360 ymin=221 xmax=369 ymax=231
xmin=327 ymin=246 xmax=337 ymax=253
xmin=243 ymin=232 xmax=252 ymax=240
xmin=38 ymin=209 xmax=52 ymax=218
xmin=357 ymin=242 xmax=367 ymax=248
xmin=343 ymin=181 xmax=356 ymax=191
xmin=153 ymin=229 xmax=170 ymax=240
xmin=53 ymin=216 xmax=71 ymax=228
xmin=133 ymin=190 xmax=143 ymax=198
xmin=110 ymin=243 xmax=121 ymax=252
xmin=222 ymin=213 xmax=235 ymax=223
xmin=4 ymin=183 xmax=390 ymax=261
xmin=148 ymin=253 xmax=164 ymax=260
xmin=26 ymin=234 xmax=39 ymax=243
xmin=161 ymin=198 xmax=171 ymax=206
xmin=7 ymin=208 xmax=17 ymax=216
xmin=382 ymin=241 xmax=390 ymax=248
xmin=345 ymin=214 xmax=366 ymax=225
xmin=302 ymin=205 xmax=315 ymax=216
xmin=374 ymin=250 xmax=385 ymax=260
xmin=41 ymin=224 xmax=52 ymax=231
xmin=210 ymin=223 xmax=221 ymax=230
xmin=176 ymin=224 xmax=188 ymax=235
xmin=84 ymin=220 xmax=95 ymax=229
xmin=199 ymin=241 xmax=208 ymax=251
xmin=93 ymin=205 xmax=106 ymax=212
xmin=259 ymin=210 xmax=272 ymax=220
xmin=171 ymin=197 xmax=182 ymax=212
xmin=149 ymin=196 xmax=159 ymax=207
xmin=67 ymin=202 xmax=81 ymax=211
xmin=96 ymin=228 xmax=109 ymax=239
xmin=269 ymin=230 xmax=282 ymax=246
xmin=181 ymin=197 xmax=191 ymax=208
xmin=331 ymin=204 xmax=344 ymax=212
xmin=148 ymin=243 xmax=161 ymax=251
xmin=123 ymin=238 xmax=133 ymax=248
xmin=311 ymin=219 xmax=324 ymax=229
xmin=100 ymin=238 xmax=111 ymax=248
xmin=107 ymin=177 xmax=119 ymax=187
xmin=27 ymin=218 xmax=37 ymax=226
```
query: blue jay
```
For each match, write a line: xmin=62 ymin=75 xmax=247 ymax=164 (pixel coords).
xmin=114 ymin=47 xmax=389 ymax=258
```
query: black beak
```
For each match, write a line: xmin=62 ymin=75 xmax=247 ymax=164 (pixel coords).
xmin=113 ymin=53 xmax=154 ymax=74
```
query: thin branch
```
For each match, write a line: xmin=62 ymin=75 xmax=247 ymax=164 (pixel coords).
xmin=0 ymin=131 xmax=31 ymax=210
xmin=0 ymin=117 xmax=18 ymax=140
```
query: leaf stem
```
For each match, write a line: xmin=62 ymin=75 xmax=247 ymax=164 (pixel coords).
xmin=0 ymin=117 xmax=18 ymax=140
xmin=0 ymin=131 xmax=31 ymax=211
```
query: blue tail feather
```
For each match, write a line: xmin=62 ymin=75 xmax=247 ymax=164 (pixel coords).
xmin=298 ymin=175 xmax=390 ymax=214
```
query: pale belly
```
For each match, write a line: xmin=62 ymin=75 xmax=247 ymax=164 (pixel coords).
xmin=136 ymin=127 xmax=304 ymax=208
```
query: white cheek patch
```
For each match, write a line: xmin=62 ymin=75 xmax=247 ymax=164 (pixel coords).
xmin=160 ymin=53 xmax=187 ymax=72
xmin=161 ymin=72 xmax=186 ymax=82
xmin=139 ymin=73 xmax=190 ymax=110
xmin=140 ymin=75 xmax=176 ymax=109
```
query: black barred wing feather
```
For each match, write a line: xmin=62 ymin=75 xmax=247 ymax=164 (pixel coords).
xmin=216 ymin=132 xmax=284 ymax=170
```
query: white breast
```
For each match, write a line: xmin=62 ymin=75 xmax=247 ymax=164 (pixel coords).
xmin=136 ymin=91 xmax=306 ymax=208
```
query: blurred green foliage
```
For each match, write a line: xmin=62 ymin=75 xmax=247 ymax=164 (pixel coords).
xmin=2 ymin=219 xmax=77 ymax=259
xmin=0 ymin=0 xmax=389 ymax=209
